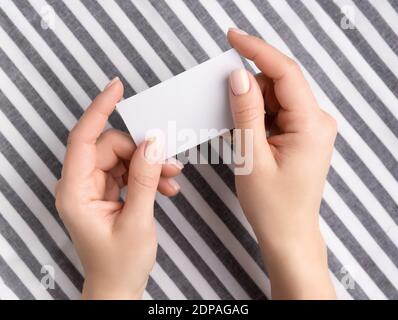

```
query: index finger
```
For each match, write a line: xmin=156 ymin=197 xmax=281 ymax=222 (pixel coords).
xmin=227 ymin=29 xmax=318 ymax=111
xmin=62 ymin=78 xmax=124 ymax=178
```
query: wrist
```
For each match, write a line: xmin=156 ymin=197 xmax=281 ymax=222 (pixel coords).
xmin=256 ymin=219 xmax=327 ymax=269
xmin=82 ymin=277 xmax=145 ymax=300
xmin=256 ymin=228 xmax=335 ymax=299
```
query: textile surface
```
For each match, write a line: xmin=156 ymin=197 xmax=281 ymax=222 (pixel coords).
xmin=0 ymin=0 xmax=397 ymax=299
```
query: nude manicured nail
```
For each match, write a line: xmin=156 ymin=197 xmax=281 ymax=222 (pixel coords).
xmin=167 ymin=178 xmax=180 ymax=192
xmin=166 ymin=158 xmax=184 ymax=170
xmin=144 ymin=137 xmax=164 ymax=164
xmin=230 ymin=69 xmax=250 ymax=96
xmin=228 ymin=27 xmax=248 ymax=36
xmin=104 ymin=76 xmax=120 ymax=91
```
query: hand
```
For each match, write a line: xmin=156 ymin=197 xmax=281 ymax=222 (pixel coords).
xmin=55 ymin=78 xmax=183 ymax=299
xmin=228 ymin=29 xmax=337 ymax=299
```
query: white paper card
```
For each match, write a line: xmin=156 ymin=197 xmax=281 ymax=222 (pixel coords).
xmin=116 ymin=49 xmax=243 ymax=158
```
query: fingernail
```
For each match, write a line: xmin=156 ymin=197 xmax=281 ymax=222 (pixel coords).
xmin=167 ymin=178 xmax=180 ymax=192
xmin=144 ymin=137 xmax=164 ymax=164
xmin=166 ymin=158 xmax=184 ymax=170
xmin=230 ymin=69 xmax=250 ymax=96
xmin=228 ymin=27 xmax=248 ymax=36
xmin=104 ymin=76 xmax=119 ymax=91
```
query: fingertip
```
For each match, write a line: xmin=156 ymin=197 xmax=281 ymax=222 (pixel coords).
xmin=228 ymin=27 xmax=248 ymax=40
xmin=112 ymin=78 xmax=124 ymax=101
xmin=227 ymin=28 xmax=234 ymax=43
xmin=158 ymin=178 xmax=180 ymax=197
xmin=126 ymin=139 xmax=162 ymax=192
xmin=167 ymin=178 xmax=180 ymax=194
xmin=227 ymin=29 xmax=238 ymax=48
xmin=129 ymin=139 xmax=154 ymax=168
xmin=229 ymin=68 xmax=250 ymax=96
xmin=103 ymin=76 xmax=119 ymax=90
xmin=229 ymin=69 xmax=261 ymax=100
xmin=103 ymin=77 xmax=124 ymax=101
xmin=115 ymin=78 xmax=124 ymax=98
xmin=143 ymin=137 xmax=165 ymax=166
xmin=161 ymin=158 xmax=184 ymax=177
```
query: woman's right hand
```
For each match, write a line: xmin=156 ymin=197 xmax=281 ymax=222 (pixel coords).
xmin=227 ymin=28 xmax=337 ymax=299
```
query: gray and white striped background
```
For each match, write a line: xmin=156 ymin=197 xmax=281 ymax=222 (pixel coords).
xmin=0 ymin=0 xmax=397 ymax=300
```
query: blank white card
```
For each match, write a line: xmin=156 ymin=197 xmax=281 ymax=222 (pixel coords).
xmin=116 ymin=49 xmax=244 ymax=158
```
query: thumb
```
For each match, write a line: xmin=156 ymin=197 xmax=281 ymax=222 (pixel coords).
xmin=121 ymin=137 xmax=163 ymax=227
xmin=229 ymin=69 xmax=272 ymax=164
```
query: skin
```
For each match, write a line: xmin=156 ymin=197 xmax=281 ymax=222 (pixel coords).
xmin=227 ymin=30 xmax=336 ymax=299
xmin=55 ymin=31 xmax=337 ymax=300
xmin=55 ymin=79 xmax=182 ymax=299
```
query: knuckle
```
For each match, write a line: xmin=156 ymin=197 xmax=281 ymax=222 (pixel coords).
xmin=67 ymin=128 xmax=78 ymax=146
xmin=233 ymin=105 xmax=262 ymax=126
xmin=54 ymin=194 xmax=62 ymax=211
xmin=285 ymin=57 xmax=301 ymax=74
xmin=147 ymin=237 xmax=158 ymax=255
xmin=54 ymin=180 xmax=76 ymax=220
xmin=328 ymin=116 xmax=338 ymax=133
xmin=54 ymin=180 xmax=60 ymax=196
xmin=55 ymin=192 xmax=68 ymax=218
xmin=316 ymin=112 xmax=338 ymax=144
xmin=297 ymin=112 xmax=313 ymax=131
xmin=54 ymin=181 xmax=63 ymax=210
xmin=101 ymin=128 xmax=118 ymax=141
xmin=301 ymin=118 xmax=313 ymax=133
xmin=323 ymin=113 xmax=338 ymax=136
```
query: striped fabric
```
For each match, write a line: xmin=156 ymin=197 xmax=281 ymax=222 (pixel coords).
xmin=0 ymin=0 xmax=397 ymax=300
